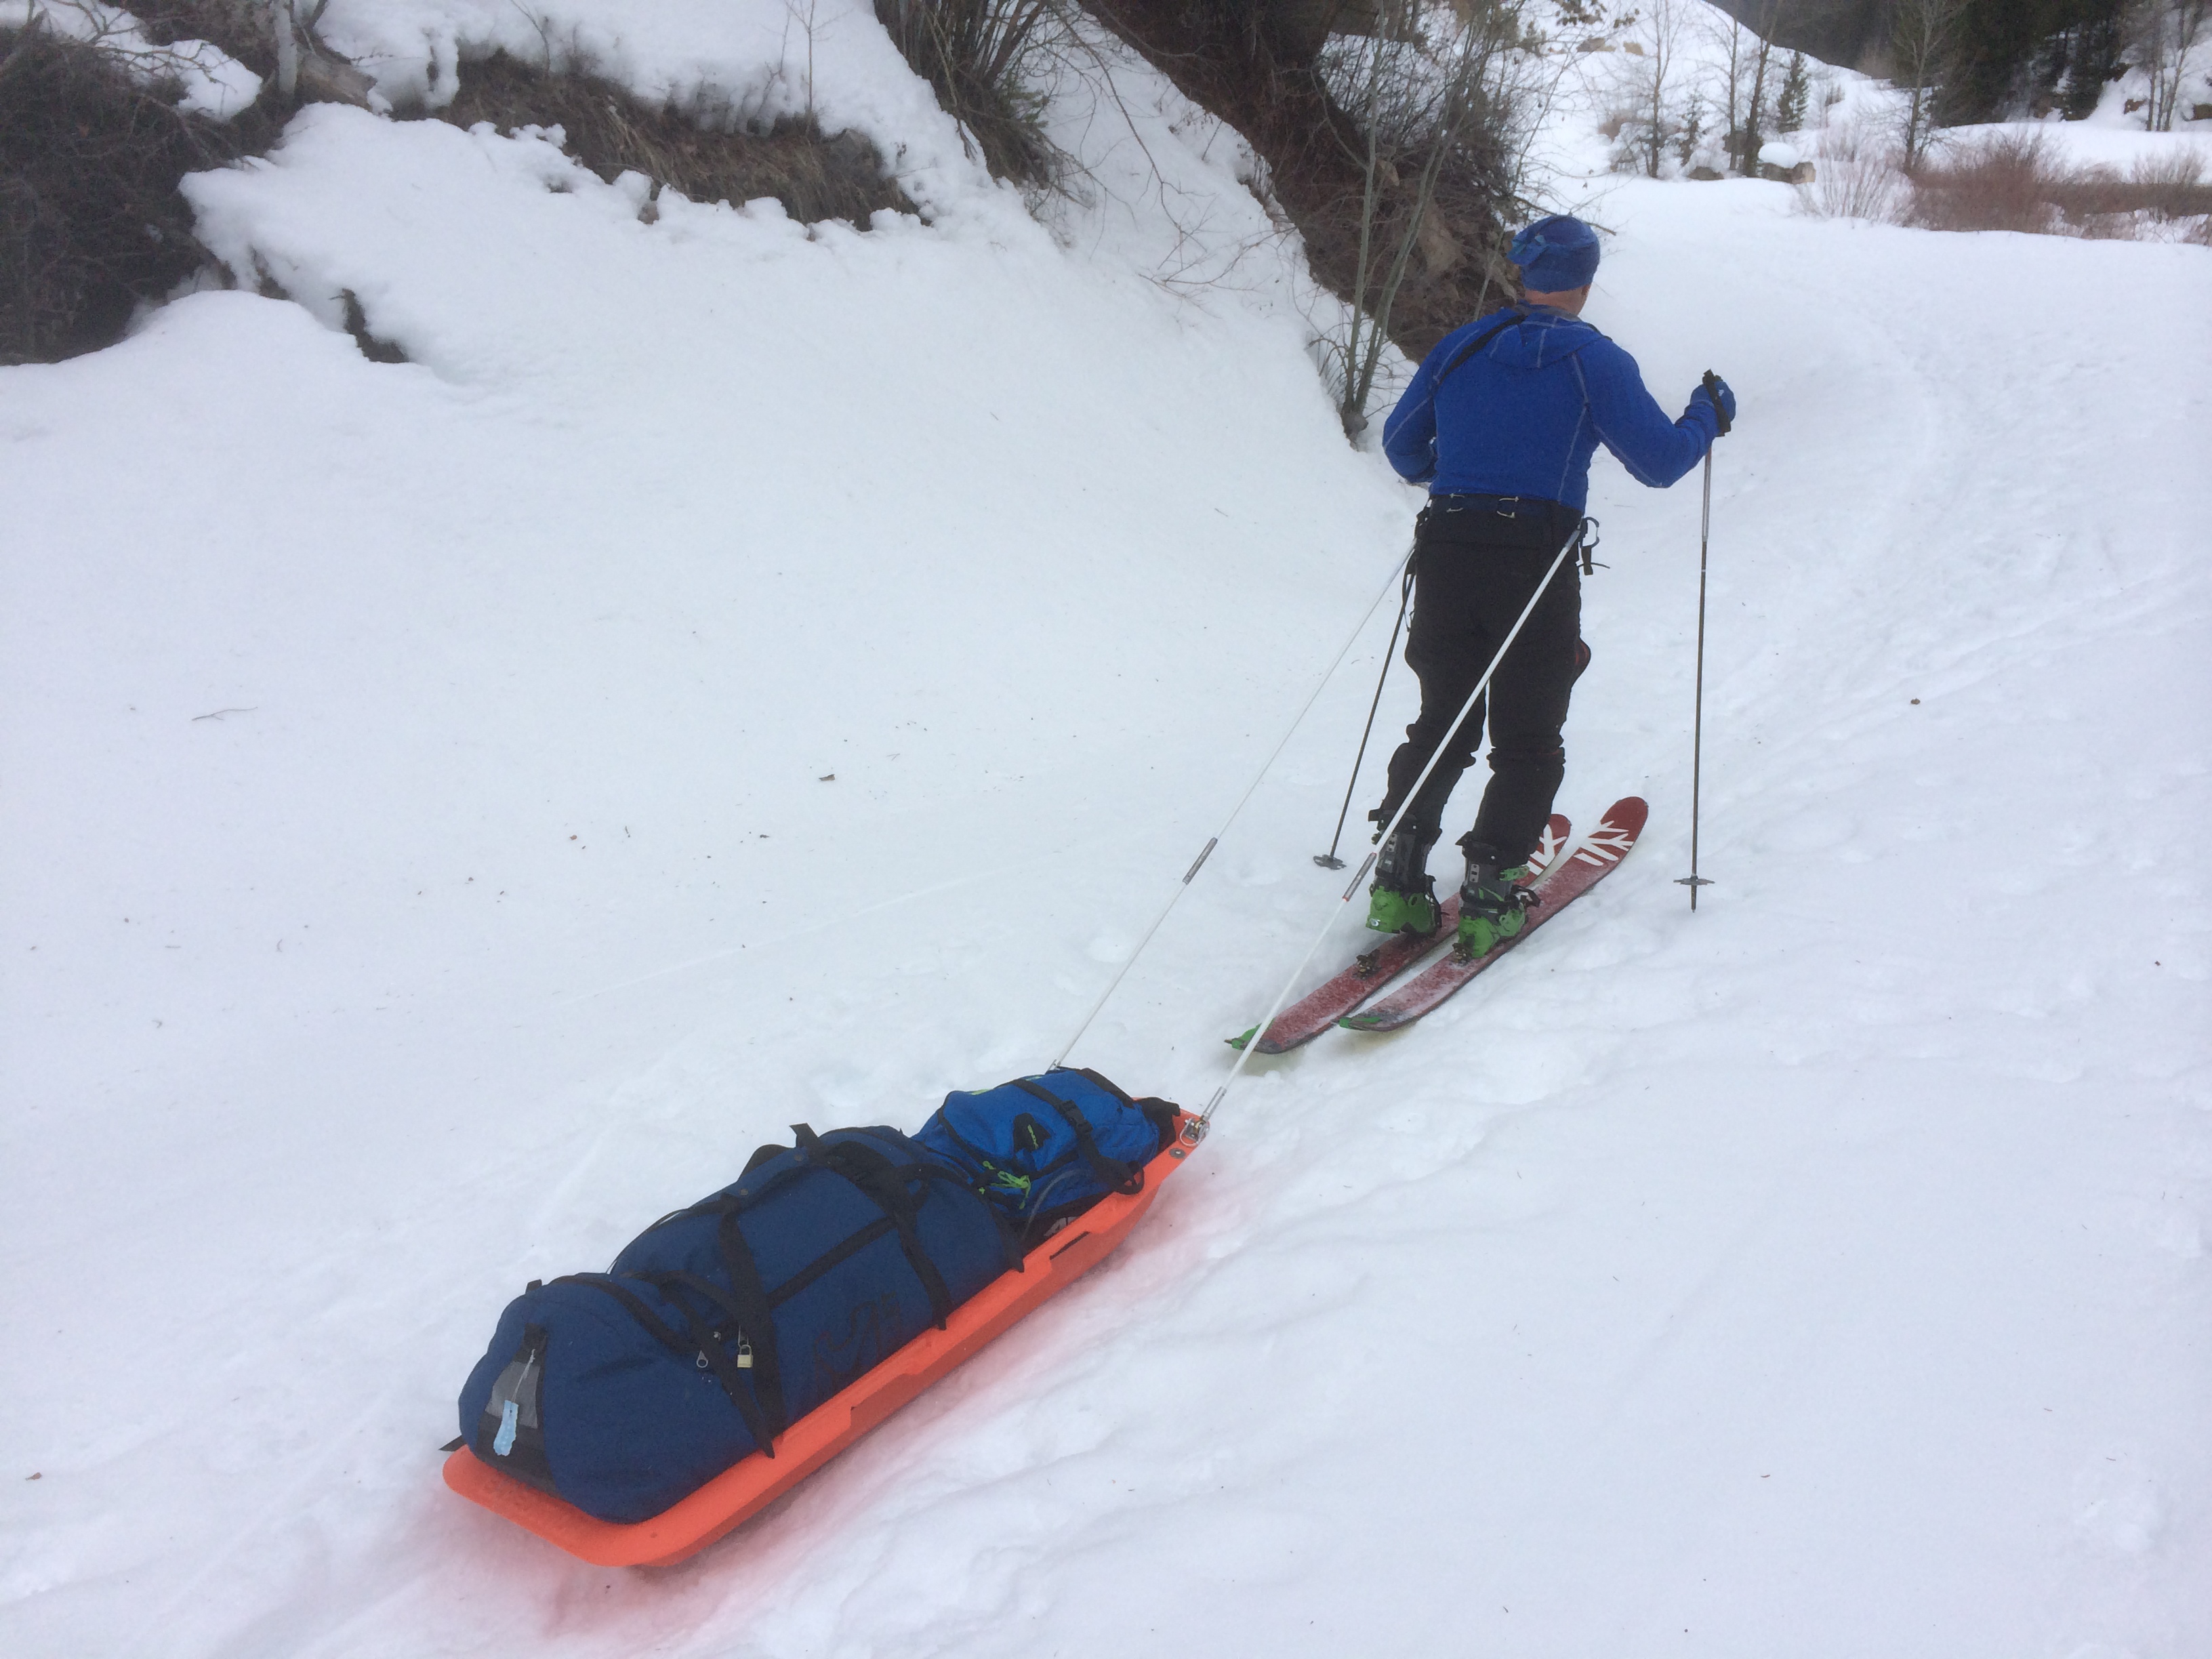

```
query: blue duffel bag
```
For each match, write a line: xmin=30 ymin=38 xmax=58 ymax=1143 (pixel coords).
xmin=457 ymin=1124 xmax=1012 ymax=1523
xmin=916 ymin=1067 xmax=1177 ymax=1242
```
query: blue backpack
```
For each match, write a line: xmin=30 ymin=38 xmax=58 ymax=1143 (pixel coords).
xmin=457 ymin=1125 xmax=1012 ymax=1523
xmin=916 ymin=1067 xmax=1176 ymax=1243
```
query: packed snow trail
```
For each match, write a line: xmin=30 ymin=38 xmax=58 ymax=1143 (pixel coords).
xmin=5 ymin=61 xmax=2211 ymax=1659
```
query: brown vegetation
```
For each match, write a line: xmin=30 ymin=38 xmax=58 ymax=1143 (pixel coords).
xmin=1087 ymin=0 xmax=1523 ymax=363
xmin=0 ymin=22 xmax=275 ymax=365
xmin=1 ymin=18 xmax=913 ymax=366
xmin=436 ymin=54 xmax=914 ymax=226
xmin=875 ymin=0 xmax=1058 ymax=183
xmin=1901 ymin=131 xmax=2212 ymax=241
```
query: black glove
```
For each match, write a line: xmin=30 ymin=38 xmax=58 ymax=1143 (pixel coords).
xmin=1698 ymin=371 xmax=1736 ymax=436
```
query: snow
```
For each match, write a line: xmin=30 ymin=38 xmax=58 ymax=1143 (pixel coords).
xmin=5 ymin=5 xmax=2210 ymax=1657
xmin=0 ymin=0 xmax=264 ymax=117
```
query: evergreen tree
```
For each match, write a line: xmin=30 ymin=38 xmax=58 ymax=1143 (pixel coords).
xmin=1777 ymin=49 xmax=1810 ymax=131
xmin=2058 ymin=3 xmax=2127 ymax=120
xmin=1938 ymin=0 xmax=2128 ymax=122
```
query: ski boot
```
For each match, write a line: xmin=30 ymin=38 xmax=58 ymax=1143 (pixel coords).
xmin=1454 ymin=840 xmax=1536 ymax=958
xmin=1364 ymin=823 xmax=1441 ymax=937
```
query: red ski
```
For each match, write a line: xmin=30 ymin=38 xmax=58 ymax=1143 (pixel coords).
xmin=1337 ymin=796 xmax=1647 ymax=1035
xmin=1230 ymin=815 xmax=1570 ymax=1055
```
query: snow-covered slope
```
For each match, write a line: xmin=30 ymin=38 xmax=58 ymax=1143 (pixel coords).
xmin=4 ymin=9 xmax=2209 ymax=1658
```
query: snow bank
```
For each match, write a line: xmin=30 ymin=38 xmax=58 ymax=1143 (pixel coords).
xmin=0 ymin=0 xmax=263 ymax=117
xmin=314 ymin=0 xmax=988 ymax=219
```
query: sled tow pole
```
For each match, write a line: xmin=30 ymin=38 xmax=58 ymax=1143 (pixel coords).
xmin=1050 ymin=550 xmax=1412 ymax=1073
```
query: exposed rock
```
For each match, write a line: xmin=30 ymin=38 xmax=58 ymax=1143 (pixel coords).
xmin=297 ymin=49 xmax=376 ymax=110
xmin=1688 ymin=165 xmax=1724 ymax=182
xmin=1415 ymin=207 xmax=1463 ymax=277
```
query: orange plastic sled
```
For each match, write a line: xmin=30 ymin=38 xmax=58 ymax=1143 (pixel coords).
xmin=443 ymin=1122 xmax=1197 ymax=1566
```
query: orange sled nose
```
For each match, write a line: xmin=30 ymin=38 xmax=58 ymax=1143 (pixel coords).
xmin=443 ymin=1122 xmax=1197 ymax=1567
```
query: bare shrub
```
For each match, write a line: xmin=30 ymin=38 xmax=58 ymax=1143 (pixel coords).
xmin=0 ymin=20 xmax=274 ymax=365
xmin=436 ymin=52 xmax=914 ymax=225
xmin=1802 ymin=123 xmax=1907 ymax=222
xmin=875 ymin=0 xmax=1059 ymax=183
xmin=1864 ymin=130 xmax=2212 ymax=244
xmin=1902 ymin=131 xmax=2064 ymax=234
xmin=2124 ymin=147 xmax=2212 ymax=219
xmin=129 ymin=1 xmax=276 ymax=75
xmin=2042 ymin=148 xmax=2212 ymax=239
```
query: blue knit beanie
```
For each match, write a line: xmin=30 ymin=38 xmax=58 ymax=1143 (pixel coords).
xmin=1508 ymin=215 xmax=1601 ymax=292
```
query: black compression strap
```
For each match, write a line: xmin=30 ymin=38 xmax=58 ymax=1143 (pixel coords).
xmin=628 ymin=1269 xmax=775 ymax=1453
xmin=1067 ymin=1068 xmax=1181 ymax=1155
xmin=820 ymin=1138 xmax=955 ymax=1329
xmin=1067 ymin=1067 xmax=1135 ymax=1105
xmin=1014 ymin=1078 xmax=1143 ymax=1197
xmin=562 ymin=1272 xmax=777 ymax=1460
xmin=558 ymin=1274 xmax=691 ymax=1355
xmin=712 ymin=1206 xmax=790 ymax=1441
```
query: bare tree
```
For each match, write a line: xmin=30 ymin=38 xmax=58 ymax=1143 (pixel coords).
xmin=1890 ymin=0 xmax=1965 ymax=169
xmin=1739 ymin=0 xmax=1784 ymax=176
xmin=1702 ymin=3 xmax=1748 ymax=162
xmin=2133 ymin=0 xmax=2210 ymax=131
xmin=1322 ymin=0 xmax=1530 ymax=436
xmin=1624 ymin=0 xmax=1687 ymax=178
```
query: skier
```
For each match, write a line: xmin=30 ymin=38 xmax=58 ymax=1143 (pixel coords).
xmin=1366 ymin=213 xmax=1734 ymax=956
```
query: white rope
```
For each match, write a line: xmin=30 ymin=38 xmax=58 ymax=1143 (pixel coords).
xmin=1050 ymin=547 xmax=1414 ymax=1071
xmin=1193 ymin=520 xmax=1584 ymax=1134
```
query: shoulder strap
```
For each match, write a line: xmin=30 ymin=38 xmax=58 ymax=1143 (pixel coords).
xmin=1431 ymin=307 xmax=1525 ymax=393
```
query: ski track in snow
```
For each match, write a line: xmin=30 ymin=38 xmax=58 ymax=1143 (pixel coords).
xmin=4 ymin=10 xmax=2211 ymax=1658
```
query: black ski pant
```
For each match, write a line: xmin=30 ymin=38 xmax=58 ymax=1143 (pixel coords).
xmin=1376 ymin=496 xmax=1584 ymax=872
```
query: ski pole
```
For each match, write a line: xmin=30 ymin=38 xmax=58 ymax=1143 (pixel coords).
xmin=1315 ymin=550 xmax=1416 ymax=869
xmin=1195 ymin=518 xmax=1584 ymax=1140
xmin=1677 ymin=371 xmax=1727 ymax=912
xmin=1050 ymin=549 xmax=1413 ymax=1071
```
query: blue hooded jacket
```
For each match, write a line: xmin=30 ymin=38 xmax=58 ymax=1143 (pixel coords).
xmin=1382 ymin=306 xmax=1719 ymax=511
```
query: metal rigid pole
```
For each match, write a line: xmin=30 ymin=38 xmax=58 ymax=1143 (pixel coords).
xmin=1195 ymin=520 xmax=1584 ymax=1140
xmin=1315 ymin=553 xmax=1415 ymax=869
xmin=1678 ymin=445 xmax=1716 ymax=911
xmin=1050 ymin=550 xmax=1412 ymax=1071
